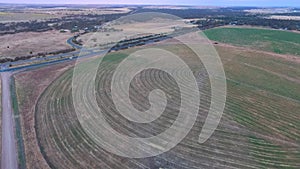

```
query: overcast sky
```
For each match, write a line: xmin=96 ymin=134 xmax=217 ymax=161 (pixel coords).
xmin=0 ymin=0 xmax=299 ymax=7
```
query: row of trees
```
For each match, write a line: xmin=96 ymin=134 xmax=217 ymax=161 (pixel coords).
xmin=0 ymin=48 xmax=75 ymax=63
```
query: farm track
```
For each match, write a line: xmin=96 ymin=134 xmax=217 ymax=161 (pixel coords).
xmin=34 ymin=47 xmax=300 ymax=168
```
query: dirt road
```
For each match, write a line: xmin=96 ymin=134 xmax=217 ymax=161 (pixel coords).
xmin=1 ymin=72 xmax=18 ymax=169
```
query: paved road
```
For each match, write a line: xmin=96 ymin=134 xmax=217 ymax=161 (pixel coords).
xmin=1 ymin=72 xmax=18 ymax=169
xmin=67 ymin=36 xmax=83 ymax=49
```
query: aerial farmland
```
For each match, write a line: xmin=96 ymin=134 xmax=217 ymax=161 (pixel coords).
xmin=0 ymin=2 xmax=300 ymax=169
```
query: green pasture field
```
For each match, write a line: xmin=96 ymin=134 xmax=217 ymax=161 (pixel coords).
xmin=204 ymin=27 xmax=300 ymax=56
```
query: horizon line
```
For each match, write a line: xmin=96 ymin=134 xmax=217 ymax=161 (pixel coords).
xmin=0 ymin=2 xmax=299 ymax=8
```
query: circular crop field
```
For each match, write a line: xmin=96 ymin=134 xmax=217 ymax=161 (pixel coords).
xmin=35 ymin=44 xmax=300 ymax=169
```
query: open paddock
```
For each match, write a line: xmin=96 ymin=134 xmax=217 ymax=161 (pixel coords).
xmin=0 ymin=30 xmax=74 ymax=59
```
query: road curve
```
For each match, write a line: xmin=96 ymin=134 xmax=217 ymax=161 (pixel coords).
xmin=1 ymin=72 xmax=18 ymax=169
xmin=67 ymin=37 xmax=83 ymax=49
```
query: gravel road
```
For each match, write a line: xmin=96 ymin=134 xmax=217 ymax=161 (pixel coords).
xmin=1 ymin=72 xmax=18 ymax=169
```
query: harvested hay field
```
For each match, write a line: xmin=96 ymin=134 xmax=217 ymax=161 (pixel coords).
xmin=0 ymin=30 xmax=74 ymax=59
xmin=14 ymin=42 xmax=298 ymax=168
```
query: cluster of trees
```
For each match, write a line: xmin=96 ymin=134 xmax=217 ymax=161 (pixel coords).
xmin=110 ymin=33 xmax=168 ymax=51
xmin=0 ymin=20 xmax=53 ymax=35
xmin=276 ymin=12 xmax=300 ymax=16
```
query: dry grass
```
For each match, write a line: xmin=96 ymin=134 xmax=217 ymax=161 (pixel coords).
xmin=0 ymin=30 xmax=74 ymax=59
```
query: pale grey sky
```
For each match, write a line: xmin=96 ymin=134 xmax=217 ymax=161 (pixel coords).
xmin=0 ymin=0 xmax=299 ymax=7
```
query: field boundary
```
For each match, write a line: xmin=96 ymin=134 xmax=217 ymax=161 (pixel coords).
xmin=33 ymin=68 xmax=74 ymax=169
xmin=10 ymin=76 xmax=27 ymax=169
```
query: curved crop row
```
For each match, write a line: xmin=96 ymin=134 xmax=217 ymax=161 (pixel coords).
xmin=35 ymin=44 xmax=300 ymax=169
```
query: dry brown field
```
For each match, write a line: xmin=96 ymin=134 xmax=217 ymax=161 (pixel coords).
xmin=0 ymin=30 xmax=74 ymax=59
